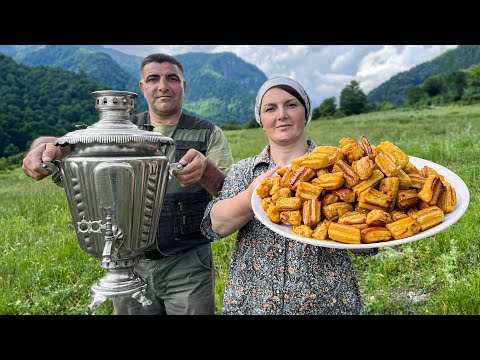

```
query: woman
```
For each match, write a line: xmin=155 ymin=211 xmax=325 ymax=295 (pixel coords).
xmin=201 ymin=77 xmax=375 ymax=315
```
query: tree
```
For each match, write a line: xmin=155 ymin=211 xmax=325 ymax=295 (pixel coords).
xmin=245 ymin=117 xmax=260 ymax=129
xmin=407 ymin=85 xmax=426 ymax=106
xmin=447 ymin=71 xmax=467 ymax=101
xmin=3 ymin=143 xmax=19 ymax=157
xmin=468 ymin=64 xmax=480 ymax=87
xmin=339 ymin=80 xmax=367 ymax=116
xmin=423 ymin=76 xmax=444 ymax=97
xmin=312 ymin=97 xmax=336 ymax=119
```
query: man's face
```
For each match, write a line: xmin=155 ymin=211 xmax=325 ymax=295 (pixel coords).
xmin=139 ymin=61 xmax=186 ymax=117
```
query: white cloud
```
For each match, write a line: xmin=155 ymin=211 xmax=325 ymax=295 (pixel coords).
xmin=331 ymin=48 xmax=355 ymax=72
xmin=356 ymin=45 xmax=458 ymax=93
xmin=313 ymin=72 xmax=356 ymax=96
xmin=104 ymin=45 xmax=459 ymax=107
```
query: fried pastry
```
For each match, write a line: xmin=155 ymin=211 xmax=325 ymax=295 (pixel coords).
xmin=302 ymin=199 xmax=321 ymax=227
xmin=256 ymin=177 xmax=273 ymax=199
xmin=417 ymin=174 xmax=443 ymax=205
xmin=411 ymin=205 xmax=444 ymax=231
xmin=292 ymin=225 xmax=314 ymax=238
xmin=360 ymin=227 xmax=392 ymax=243
xmin=312 ymin=220 xmax=332 ymax=240
xmin=295 ymin=182 xmax=323 ymax=201
xmin=280 ymin=210 xmax=302 ymax=226
xmin=386 ymin=216 xmax=422 ymax=240
xmin=301 ymin=152 xmax=329 ymax=169
xmin=375 ymin=151 xmax=401 ymax=177
xmin=328 ymin=223 xmax=361 ymax=244
xmin=312 ymin=172 xmax=345 ymax=190
xmin=366 ymin=209 xmax=392 ymax=227
xmin=275 ymin=197 xmax=302 ymax=211
xmin=338 ymin=211 xmax=367 ymax=225
xmin=322 ymin=202 xmax=353 ymax=221
xmin=396 ymin=189 xmax=420 ymax=209
xmin=289 ymin=166 xmax=317 ymax=191
xmin=437 ymin=183 xmax=457 ymax=213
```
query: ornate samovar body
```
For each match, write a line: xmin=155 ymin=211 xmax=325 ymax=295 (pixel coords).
xmin=43 ymin=90 xmax=178 ymax=311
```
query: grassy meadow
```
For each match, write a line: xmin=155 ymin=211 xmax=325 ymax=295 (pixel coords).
xmin=1 ymin=104 xmax=479 ymax=315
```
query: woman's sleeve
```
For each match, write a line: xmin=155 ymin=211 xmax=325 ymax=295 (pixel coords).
xmin=201 ymin=159 xmax=251 ymax=240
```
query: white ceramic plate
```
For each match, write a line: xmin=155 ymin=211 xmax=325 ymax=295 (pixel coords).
xmin=251 ymin=156 xmax=470 ymax=249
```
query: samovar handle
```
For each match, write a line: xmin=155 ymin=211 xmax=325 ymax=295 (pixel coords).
xmin=168 ymin=162 xmax=184 ymax=178
xmin=41 ymin=161 xmax=63 ymax=187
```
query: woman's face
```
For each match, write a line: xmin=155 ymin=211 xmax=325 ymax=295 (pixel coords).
xmin=260 ymin=87 xmax=306 ymax=145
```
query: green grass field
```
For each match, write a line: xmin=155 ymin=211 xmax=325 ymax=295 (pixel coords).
xmin=1 ymin=104 xmax=479 ymax=315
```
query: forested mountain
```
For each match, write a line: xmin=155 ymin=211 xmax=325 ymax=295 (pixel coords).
xmin=78 ymin=45 xmax=141 ymax=79
xmin=0 ymin=53 xmax=104 ymax=157
xmin=176 ymin=52 xmax=267 ymax=124
xmin=11 ymin=45 xmax=146 ymax=111
xmin=1 ymin=46 xmax=268 ymax=125
xmin=367 ymin=45 xmax=480 ymax=106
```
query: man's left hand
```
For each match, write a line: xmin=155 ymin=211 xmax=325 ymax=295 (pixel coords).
xmin=174 ymin=149 xmax=207 ymax=187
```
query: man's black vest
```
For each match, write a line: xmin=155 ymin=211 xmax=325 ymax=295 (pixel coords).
xmin=130 ymin=111 xmax=214 ymax=255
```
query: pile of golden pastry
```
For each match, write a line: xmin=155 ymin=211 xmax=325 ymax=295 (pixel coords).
xmin=256 ymin=136 xmax=457 ymax=244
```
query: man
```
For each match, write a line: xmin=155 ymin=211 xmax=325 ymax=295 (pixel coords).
xmin=22 ymin=53 xmax=233 ymax=315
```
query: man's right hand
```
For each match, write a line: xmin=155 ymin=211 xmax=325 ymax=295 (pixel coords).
xmin=22 ymin=138 xmax=70 ymax=180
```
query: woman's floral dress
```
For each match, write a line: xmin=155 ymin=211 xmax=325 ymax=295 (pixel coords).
xmin=201 ymin=140 xmax=371 ymax=315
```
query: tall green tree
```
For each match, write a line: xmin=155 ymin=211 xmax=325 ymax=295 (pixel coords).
xmin=312 ymin=96 xmax=337 ymax=119
xmin=407 ymin=85 xmax=426 ymax=105
xmin=468 ymin=64 xmax=480 ymax=87
xmin=447 ymin=72 xmax=467 ymax=101
xmin=423 ymin=76 xmax=445 ymax=97
xmin=340 ymin=80 xmax=367 ymax=116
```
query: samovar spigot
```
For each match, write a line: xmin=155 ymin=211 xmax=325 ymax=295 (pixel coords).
xmin=77 ymin=212 xmax=124 ymax=268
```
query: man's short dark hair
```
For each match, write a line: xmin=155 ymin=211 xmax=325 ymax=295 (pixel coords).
xmin=140 ymin=53 xmax=185 ymax=78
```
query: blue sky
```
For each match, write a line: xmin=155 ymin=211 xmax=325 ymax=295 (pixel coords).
xmin=104 ymin=45 xmax=457 ymax=107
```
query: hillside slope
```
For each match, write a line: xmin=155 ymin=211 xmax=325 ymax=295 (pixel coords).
xmin=367 ymin=45 xmax=480 ymax=106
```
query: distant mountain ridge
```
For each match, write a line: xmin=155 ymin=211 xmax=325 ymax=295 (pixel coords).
xmin=176 ymin=52 xmax=267 ymax=123
xmin=0 ymin=45 xmax=268 ymax=124
xmin=15 ymin=45 xmax=139 ymax=91
xmin=367 ymin=45 xmax=480 ymax=106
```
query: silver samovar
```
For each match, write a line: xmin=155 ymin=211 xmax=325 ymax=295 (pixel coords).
xmin=42 ymin=90 xmax=180 ymax=311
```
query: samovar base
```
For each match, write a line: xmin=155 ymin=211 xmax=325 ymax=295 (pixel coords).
xmin=88 ymin=267 xmax=152 ymax=311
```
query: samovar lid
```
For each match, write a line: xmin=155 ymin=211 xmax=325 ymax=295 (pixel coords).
xmin=55 ymin=90 xmax=174 ymax=146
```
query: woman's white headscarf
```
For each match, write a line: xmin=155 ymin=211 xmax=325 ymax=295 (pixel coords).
xmin=255 ymin=76 xmax=312 ymax=127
